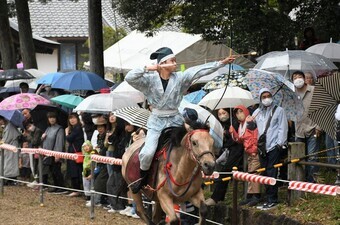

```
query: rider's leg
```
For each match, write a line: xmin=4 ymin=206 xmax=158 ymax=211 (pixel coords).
xmin=130 ymin=128 xmax=161 ymax=194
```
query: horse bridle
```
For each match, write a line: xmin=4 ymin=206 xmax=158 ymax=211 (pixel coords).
xmin=162 ymin=129 xmax=215 ymax=198
xmin=185 ymin=129 xmax=215 ymax=165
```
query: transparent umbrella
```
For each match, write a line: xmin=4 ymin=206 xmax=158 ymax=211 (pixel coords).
xmin=254 ymin=50 xmax=338 ymax=79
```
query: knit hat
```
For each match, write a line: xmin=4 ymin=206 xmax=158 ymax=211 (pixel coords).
xmin=150 ymin=47 xmax=175 ymax=63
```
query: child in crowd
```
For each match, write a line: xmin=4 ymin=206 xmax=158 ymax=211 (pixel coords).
xmin=229 ymin=105 xmax=261 ymax=206
xmin=82 ymin=140 xmax=97 ymax=201
xmin=19 ymin=141 xmax=32 ymax=183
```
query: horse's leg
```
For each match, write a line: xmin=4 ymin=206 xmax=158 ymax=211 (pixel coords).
xmin=132 ymin=192 xmax=155 ymax=225
xmin=152 ymin=201 xmax=165 ymax=224
xmin=158 ymin=193 xmax=180 ymax=225
xmin=190 ymin=189 xmax=208 ymax=225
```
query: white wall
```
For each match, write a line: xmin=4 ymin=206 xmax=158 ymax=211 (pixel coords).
xmin=36 ymin=50 xmax=58 ymax=73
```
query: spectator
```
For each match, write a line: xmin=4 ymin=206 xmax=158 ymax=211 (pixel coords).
xmin=229 ymin=105 xmax=261 ymax=206
xmin=248 ymin=88 xmax=288 ymax=210
xmin=41 ymin=112 xmax=67 ymax=194
xmin=304 ymin=72 xmax=315 ymax=86
xmin=105 ymin=115 xmax=125 ymax=212
xmin=65 ymin=113 xmax=85 ymax=197
xmin=205 ymin=108 xmax=243 ymax=206
xmin=0 ymin=116 xmax=22 ymax=185
xmin=82 ymin=140 xmax=97 ymax=201
xmin=19 ymin=82 xmax=29 ymax=93
xmin=292 ymin=71 xmax=321 ymax=182
xmin=19 ymin=140 xmax=31 ymax=182
xmin=24 ymin=121 xmax=43 ymax=188
xmin=86 ymin=115 xmax=109 ymax=207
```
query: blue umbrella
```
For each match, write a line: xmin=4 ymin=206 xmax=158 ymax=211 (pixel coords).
xmin=183 ymin=90 xmax=206 ymax=104
xmin=36 ymin=72 xmax=64 ymax=85
xmin=0 ymin=110 xmax=25 ymax=129
xmin=51 ymin=71 xmax=108 ymax=91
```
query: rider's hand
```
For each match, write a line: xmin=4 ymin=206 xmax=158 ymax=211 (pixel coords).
xmin=220 ymin=56 xmax=236 ymax=65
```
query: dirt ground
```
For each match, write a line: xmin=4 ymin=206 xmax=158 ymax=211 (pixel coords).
xmin=0 ymin=185 xmax=145 ymax=225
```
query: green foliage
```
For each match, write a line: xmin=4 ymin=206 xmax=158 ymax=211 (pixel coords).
xmin=114 ymin=0 xmax=340 ymax=55
xmin=102 ymin=26 xmax=126 ymax=50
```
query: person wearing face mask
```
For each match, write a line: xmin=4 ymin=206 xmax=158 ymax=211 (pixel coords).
xmin=229 ymin=105 xmax=261 ymax=206
xmin=292 ymin=71 xmax=321 ymax=183
xmin=205 ymin=108 xmax=244 ymax=206
xmin=247 ymin=88 xmax=288 ymax=210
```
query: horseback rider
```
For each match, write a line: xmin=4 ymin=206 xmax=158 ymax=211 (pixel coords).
xmin=125 ymin=47 xmax=235 ymax=193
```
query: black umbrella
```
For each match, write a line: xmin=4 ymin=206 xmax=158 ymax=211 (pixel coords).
xmin=30 ymin=104 xmax=68 ymax=132
xmin=0 ymin=69 xmax=35 ymax=81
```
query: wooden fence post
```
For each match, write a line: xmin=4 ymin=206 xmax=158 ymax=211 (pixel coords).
xmin=287 ymin=142 xmax=305 ymax=205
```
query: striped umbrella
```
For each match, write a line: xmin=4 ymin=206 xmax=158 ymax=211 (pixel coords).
xmin=113 ymin=106 xmax=151 ymax=129
xmin=308 ymin=71 xmax=340 ymax=138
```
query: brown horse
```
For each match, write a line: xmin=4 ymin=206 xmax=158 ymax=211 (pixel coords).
xmin=122 ymin=124 xmax=216 ymax=225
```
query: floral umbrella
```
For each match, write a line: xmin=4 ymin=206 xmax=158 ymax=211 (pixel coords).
xmin=244 ymin=69 xmax=304 ymax=121
xmin=203 ymin=70 xmax=248 ymax=91
xmin=0 ymin=93 xmax=50 ymax=110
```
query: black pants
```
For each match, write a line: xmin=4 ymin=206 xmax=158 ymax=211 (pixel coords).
xmin=107 ymin=169 xmax=127 ymax=210
xmin=43 ymin=161 xmax=64 ymax=188
xmin=259 ymin=147 xmax=280 ymax=203
xmin=211 ymin=144 xmax=243 ymax=202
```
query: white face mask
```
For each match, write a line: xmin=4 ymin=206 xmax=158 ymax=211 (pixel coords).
xmin=219 ymin=115 xmax=229 ymax=122
xmin=293 ymin=78 xmax=305 ymax=89
xmin=262 ymin=98 xmax=273 ymax=107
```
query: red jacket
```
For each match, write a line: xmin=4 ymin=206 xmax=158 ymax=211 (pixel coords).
xmin=229 ymin=105 xmax=258 ymax=155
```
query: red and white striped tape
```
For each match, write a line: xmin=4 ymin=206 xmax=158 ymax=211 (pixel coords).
xmin=233 ymin=171 xmax=276 ymax=186
xmin=37 ymin=148 xmax=78 ymax=161
xmin=288 ymin=181 xmax=340 ymax=196
xmin=21 ymin=148 xmax=38 ymax=154
xmin=0 ymin=143 xmax=18 ymax=152
xmin=202 ymin=171 xmax=220 ymax=179
xmin=91 ymin=155 xmax=122 ymax=165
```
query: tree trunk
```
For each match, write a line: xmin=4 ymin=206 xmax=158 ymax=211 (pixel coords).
xmin=88 ymin=0 xmax=104 ymax=78
xmin=15 ymin=0 xmax=37 ymax=69
xmin=0 ymin=0 xmax=16 ymax=70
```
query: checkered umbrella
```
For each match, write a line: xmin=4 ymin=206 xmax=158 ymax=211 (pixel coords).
xmin=113 ymin=106 xmax=151 ymax=129
xmin=308 ymin=71 xmax=340 ymax=138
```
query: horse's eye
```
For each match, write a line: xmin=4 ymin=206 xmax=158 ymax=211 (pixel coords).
xmin=192 ymin=141 xmax=197 ymax=146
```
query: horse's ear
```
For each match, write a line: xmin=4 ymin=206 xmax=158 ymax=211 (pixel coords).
xmin=171 ymin=126 xmax=187 ymax=147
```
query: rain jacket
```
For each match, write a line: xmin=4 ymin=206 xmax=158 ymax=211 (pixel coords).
xmin=229 ymin=105 xmax=258 ymax=155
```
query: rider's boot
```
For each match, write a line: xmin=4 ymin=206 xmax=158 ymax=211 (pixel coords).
xmin=130 ymin=169 xmax=149 ymax=194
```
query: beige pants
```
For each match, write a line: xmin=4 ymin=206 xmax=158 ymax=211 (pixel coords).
xmin=247 ymin=154 xmax=261 ymax=194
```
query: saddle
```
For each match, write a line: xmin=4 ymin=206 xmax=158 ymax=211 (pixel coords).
xmin=125 ymin=127 xmax=175 ymax=200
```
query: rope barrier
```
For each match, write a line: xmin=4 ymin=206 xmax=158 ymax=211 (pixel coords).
xmin=90 ymin=155 xmax=122 ymax=165
xmin=233 ymin=171 xmax=276 ymax=185
xmin=288 ymin=181 xmax=340 ymax=196
xmin=0 ymin=143 xmax=18 ymax=152
xmin=36 ymin=148 xmax=78 ymax=161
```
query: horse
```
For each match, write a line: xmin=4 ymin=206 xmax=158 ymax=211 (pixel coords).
xmin=122 ymin=123 xmax=216 ymax=225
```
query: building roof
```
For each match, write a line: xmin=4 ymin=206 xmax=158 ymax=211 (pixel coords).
xmin=9 ymin=0 xmax=181 ymax=39
xmin=9 ymin=20 xmax=59 ymax=54
xmin=26 ymin=0 xmax=130 ymax=38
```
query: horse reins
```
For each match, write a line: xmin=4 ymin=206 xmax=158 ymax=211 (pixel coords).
xmin=152 ymin=129 xmax=213 ymax=198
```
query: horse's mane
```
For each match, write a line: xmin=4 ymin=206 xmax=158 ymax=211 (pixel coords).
xmin=171 ymin=121 xmax=210 ymax=147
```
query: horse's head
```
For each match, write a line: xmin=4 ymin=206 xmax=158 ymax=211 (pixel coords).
xmin=185 ymin=128 xmax=216 ymax=176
